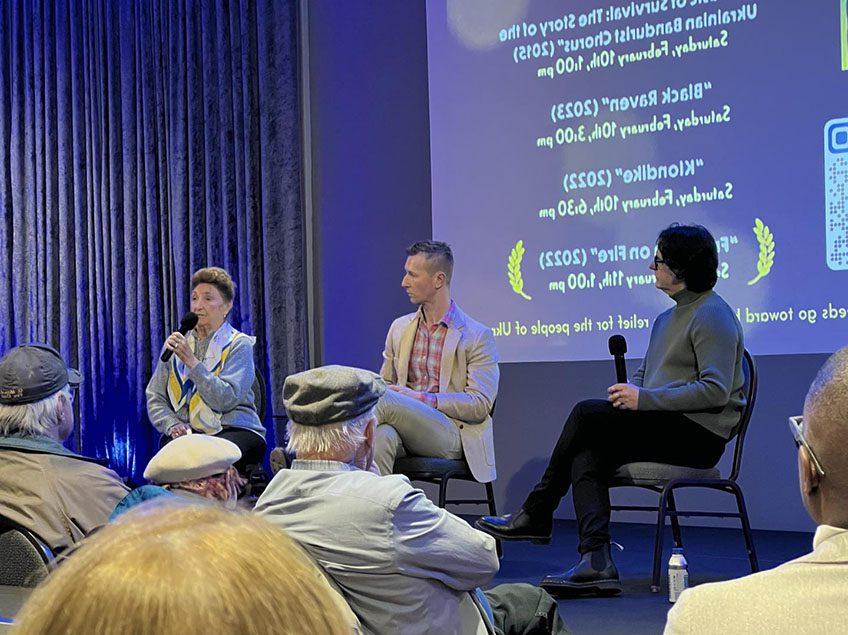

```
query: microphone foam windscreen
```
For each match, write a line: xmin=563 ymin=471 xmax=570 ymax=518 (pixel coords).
xmin=180 ymin=311 xmax=199 ymax=331
xmin=608 ymin=334 xmax=627 ymax=356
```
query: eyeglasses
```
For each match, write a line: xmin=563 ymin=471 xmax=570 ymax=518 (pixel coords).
xmin=649 ymin=256 xmax=667 ymax=270
xmin=788 ymin=416 xmax=825 ymax=477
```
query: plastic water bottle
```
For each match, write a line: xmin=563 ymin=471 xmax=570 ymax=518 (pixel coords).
xmin=668 ymin=547 xmax=689 ymax=603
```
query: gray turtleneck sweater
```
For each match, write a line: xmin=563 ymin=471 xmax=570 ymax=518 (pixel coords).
xmin=632 ymin=289 xmax=746 ymax=440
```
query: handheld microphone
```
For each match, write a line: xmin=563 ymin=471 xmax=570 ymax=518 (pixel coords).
xmin=608 ymin=335 xmax=628 ymax=383
xmin=160 ymin=312 xmax=199 ymax=362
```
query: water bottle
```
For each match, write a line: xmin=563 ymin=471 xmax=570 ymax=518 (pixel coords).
xmin=668 ymin=547 xmax=689 ymax=603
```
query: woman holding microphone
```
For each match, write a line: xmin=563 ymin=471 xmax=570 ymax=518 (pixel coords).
xmin=146 ymin=267 xmax=266 ymax=473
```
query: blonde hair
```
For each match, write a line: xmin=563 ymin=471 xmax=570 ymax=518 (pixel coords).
xmin=286 ymin=407 xmax=374 ymax=457
xmin=0 ymin=386 xmax=67 ymax=437
xmin=191 ymin=266 xmax=236 ymax=302
xmin=15 ymin=502 xmax=351 ymax=635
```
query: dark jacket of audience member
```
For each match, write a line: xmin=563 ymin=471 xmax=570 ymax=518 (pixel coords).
xmin=0 ymin=344 xmax=128 ymax=554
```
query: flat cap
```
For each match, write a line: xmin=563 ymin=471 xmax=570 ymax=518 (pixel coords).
xmin=283 ymin=365 xmax=386 ymax=426
xmin=0 ymin=344 xmax=82 ymax=405
xmin=144 ymin=435 xmax=241 ymax=484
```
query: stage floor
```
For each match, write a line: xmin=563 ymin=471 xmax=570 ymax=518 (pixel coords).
xmin=483 ymin=517 xmax=813 ymax=635
xmin=1 ymin=517 xmax=814 ymax=634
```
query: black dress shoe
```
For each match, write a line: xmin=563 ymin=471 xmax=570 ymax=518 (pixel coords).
xmin=475 ymin=509 xmax=552 ymax=544
xmin=540 ymin=545 xmax=622 ymax=597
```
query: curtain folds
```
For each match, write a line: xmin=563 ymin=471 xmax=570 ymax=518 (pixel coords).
xmin=0 ymin=0 xmax=305 ymax=479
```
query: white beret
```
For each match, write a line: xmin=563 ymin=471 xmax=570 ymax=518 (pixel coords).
xmin=144 ymin=434 xmax=241 ymax=484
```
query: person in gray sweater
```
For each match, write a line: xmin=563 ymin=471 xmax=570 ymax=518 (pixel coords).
xmin=146 ymin=267 xmax=265 ymax=473
xmin=476 ymin=224 xmax=746 ymax=597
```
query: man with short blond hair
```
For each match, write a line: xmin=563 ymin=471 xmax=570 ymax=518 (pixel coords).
xmin=375 ymin=240 xmax=500 ymax=482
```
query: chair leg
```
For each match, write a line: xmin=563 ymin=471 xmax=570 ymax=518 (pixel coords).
xmin=729 ymin=482 xmax=759 ymax=572
xmin=438 ymin=475 xmax=449 ymax=508
xmin=651 ymin=488 xmax=671 ymax=593
xmin=667 ymin=490 xmax=684 ymax=549
xmin=484 ymin=482 xmax=503 ymax=559
xmin=485 ymin=482 xmax=497 ymax=516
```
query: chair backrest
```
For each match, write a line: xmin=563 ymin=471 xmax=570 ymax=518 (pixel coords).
xmin=728 ymin=349 xmax=758 ymax=481
xmin=252 ymin=367 xmax=267 ymax=421
xmin=0 ymin=516 xmax=54 ymax=587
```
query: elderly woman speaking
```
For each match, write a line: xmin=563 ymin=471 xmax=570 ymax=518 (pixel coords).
xmin=146 ymin=267 xmax=265 ymax=472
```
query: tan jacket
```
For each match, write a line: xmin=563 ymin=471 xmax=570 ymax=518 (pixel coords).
xmin=380 ymin=304 xmax=499 ymax=482
xmin=664 ymin=525 xmax=848 ymax=634
xmin=0 ymin=436 xmax=129 ymax=554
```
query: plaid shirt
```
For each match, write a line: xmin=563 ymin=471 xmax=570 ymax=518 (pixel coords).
xmin=406 ymin=301 xmax=457 ymax=408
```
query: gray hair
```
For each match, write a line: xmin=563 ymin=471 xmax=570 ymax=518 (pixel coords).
xmin=0 ymin=386 xmax=69 ymax=437
xmin=286 ymin=407 xmax=375 ymax=457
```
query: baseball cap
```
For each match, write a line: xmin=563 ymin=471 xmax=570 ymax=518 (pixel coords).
xmin=0 ymin=344 xmax=83 ymax=405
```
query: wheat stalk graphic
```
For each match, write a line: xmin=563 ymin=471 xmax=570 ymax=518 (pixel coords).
xmin=747 ymin=218 xmax=775 ymax=286
xmin=508 ymin=240 xmax=532 ymax=300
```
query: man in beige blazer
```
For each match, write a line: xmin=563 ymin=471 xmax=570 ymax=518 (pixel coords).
xmin=664 ymin=346 xmax=848 ymax=634
xmin=374 ymin=241 xmax=499 ymax=483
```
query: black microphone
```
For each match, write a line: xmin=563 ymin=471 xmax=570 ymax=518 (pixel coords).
xmin=608 ymin=335 xmax=628 ymax=383
xmin=160 ymin=312 xmax=199 ymax=362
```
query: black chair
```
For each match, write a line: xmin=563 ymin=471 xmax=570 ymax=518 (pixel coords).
xmin=609 ymin=349 xmax=759 ymax=592
xmin=243 ymin=367 xmax=270 ymax=497
xmin=252 ymin=366 xmax=267 ymax=421
xmin=393 ymin=457 xmax=498 ymax=510
xmin=269 ymin=415 xmax=292 ymax=475
xmin=393 ymin=402 xmax=501 ymax=557
xmin=0 ymin=516 xmax=54 ymax=587
xmin=392 ymin=457 xmax=501 ymax=557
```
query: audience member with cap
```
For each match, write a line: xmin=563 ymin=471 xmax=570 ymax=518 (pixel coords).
xmin=0 ymin=344 xmax=128 ymax=554
xmin=111 ymin=435 xmax=243 ymax=519
xmin=255 ymin=365 xmax=569 ymax=635
xmin=665 ymin=346 xmax=848 ymax=634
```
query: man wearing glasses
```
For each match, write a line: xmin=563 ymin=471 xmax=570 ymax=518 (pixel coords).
xmin=478 ymin=224 xmax=746 ymax=596
xmin=665 ymin=347 xmax=848 ymax=633
xmin=0 ymin=345 xmax=128 ymax=555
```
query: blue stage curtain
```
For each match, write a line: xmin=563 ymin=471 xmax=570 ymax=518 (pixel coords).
xmin=0 ymin=0 xmax=305 ymax=479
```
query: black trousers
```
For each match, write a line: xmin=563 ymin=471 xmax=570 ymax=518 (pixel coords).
xmin=159 ymin=426 xmax=267 ymax=473
xmin=522 ymin=399 xmax=727 ymax=554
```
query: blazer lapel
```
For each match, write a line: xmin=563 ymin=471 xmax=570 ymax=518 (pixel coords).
xmin=439 ymin=326 xmax=461 ymax=392
xmin=395 ymin=316 xmax=419 ymax=387
xmin=439 ymin=305 xmax=467 ymax=393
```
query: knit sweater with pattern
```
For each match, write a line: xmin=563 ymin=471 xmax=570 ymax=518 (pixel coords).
xmin=145 ymin=330 xmax=264 ymax=437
